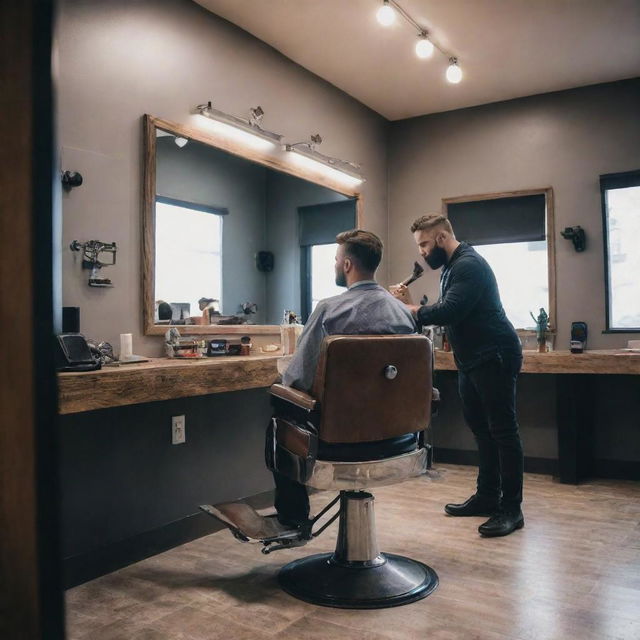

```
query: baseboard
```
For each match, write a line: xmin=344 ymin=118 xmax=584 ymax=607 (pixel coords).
xmin=434 ymin=448 xmax=558 ymax=475
xmin=594 ymin=459 xmax=640 ymax=481
xmin=435 ymin=448 xmax=639 ymax=480
xmin=63 ymin=489 xmax=275 ymax=589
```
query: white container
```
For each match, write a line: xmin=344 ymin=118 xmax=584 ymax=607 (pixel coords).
xmin=120 ymin=333 xmax=133 ymax=360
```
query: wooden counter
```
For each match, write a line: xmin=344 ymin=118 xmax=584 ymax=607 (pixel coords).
xmin=58 ymin=355 xmax=280 ymax=415
xmin=435 ymin=349 xmax=640 ymax=375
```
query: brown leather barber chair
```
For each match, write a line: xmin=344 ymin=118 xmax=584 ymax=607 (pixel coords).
xmin=201 ymin=335 xmax=438 ymax=609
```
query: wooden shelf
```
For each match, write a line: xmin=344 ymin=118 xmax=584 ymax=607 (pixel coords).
xmin=435 ymin=349 xmax=640 ymax=375
xmin=58 ymin=355 xmax=280 ymax=415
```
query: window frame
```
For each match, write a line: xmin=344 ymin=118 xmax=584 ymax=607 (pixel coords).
xmin=442 ymin=187 xmax=556 ymax=335
xmin=600 ymin=170 xmax=640 ymax=333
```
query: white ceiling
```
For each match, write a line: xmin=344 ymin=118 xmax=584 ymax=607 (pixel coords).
xmin=195 ymin=0 xmax=640 ymax=120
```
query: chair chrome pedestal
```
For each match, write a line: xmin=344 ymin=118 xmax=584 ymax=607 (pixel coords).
xmin=278 ymin=491 xmax=438 ymax=609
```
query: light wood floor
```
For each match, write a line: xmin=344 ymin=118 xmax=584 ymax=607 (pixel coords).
xmin=65 ymin=464 xmax=640 ymax=640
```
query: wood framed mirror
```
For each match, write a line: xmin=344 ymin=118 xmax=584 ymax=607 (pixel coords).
xmin=142 ymin=114 xmax=363 ymax=335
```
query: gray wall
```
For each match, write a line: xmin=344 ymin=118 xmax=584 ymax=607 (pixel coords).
xmin=265 ymin=171 xmax=349 ymax=324
xmin=58 ymin=0 xmax=389 ymax=356
xmin=156 ymin=136 xmax=268 ymax=322
xmin=388 ymin=79 xmax=640 ymax=351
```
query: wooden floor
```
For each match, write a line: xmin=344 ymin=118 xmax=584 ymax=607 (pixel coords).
xmin=65 ymin=464 xmax=640 ymax=640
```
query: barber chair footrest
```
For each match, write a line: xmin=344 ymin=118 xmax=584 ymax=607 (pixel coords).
xmin=199 ymin=503 xmax=305 ymax=545
xmin=278 ymin=552 xmax=438 ymax=609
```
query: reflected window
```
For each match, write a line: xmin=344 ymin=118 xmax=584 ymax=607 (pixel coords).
xmin=601 ymin=171 xmax=640 ymax=331
xmin=310 ymin=243 xmax=343 ymax=312
xmin=155 ymin=197 xmax=222 ymax=321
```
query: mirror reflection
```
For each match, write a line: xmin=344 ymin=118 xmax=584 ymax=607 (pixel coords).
xmin=153 ymin=126 xmax=357 ymax=327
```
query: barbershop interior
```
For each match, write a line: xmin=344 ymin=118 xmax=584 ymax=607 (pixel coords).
xmin=3 ymin=1 xmax=640 ymax=638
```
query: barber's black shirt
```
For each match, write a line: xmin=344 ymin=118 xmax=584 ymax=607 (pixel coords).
xmin=416 ymin=242 xmax=521 ymax=371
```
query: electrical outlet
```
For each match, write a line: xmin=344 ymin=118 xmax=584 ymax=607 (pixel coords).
xmin=172 ymin=415 xmax=186 ymax=445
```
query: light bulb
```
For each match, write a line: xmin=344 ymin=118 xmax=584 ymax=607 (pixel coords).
xmin=415 ymin=36 xmax=434 ymax=59
xmin=376 ymin=1 xmax=396 ymax=27
xmin=446 ymin=58 xmax=462 ymax=84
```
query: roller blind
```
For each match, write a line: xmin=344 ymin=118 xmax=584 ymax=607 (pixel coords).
xmin=447 ymin=194 xmax=546 ymax=246
xmin=299 ymin=199 xmax=357 ymax=246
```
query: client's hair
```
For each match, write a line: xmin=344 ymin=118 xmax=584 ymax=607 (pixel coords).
xmin=410 ymin=214 xmax=454 ymax=235
xmin=335 ymin=229 xmax=383 ymax=273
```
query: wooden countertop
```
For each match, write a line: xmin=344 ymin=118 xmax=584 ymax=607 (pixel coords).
xmin=57 ymin=355 xmax=280 ymax=415
xmin=435 ymin=349 xmax=640 ymax=375
xmin=58 ymin=349 xmax=640 ymax=415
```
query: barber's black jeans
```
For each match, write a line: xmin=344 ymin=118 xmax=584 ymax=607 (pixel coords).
xmin=458 ymin=354 xmax=523 ymax=513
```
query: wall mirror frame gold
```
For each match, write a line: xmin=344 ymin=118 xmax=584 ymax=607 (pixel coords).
xmin=142 ymin=114 xmax=364 ymax=336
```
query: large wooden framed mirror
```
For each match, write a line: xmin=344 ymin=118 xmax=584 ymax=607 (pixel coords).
xmin=142 ymin=114 xmax=363 ymax=335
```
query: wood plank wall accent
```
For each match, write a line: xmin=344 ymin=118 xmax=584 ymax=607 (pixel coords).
xmin=58 ymin=356 xmax=281 ymax=414
xmin=142 ymin=114 xmax=364 ymax=336
xmin=435 ymin=349 xmax=640 ymax=375
xmin=442 ymin=187 xmax=557 ymax=334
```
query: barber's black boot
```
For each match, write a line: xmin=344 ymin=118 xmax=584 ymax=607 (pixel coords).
xmin=444 ymin=494 xmax=499 ymax=517
xmin=478 ymin=510 xmax=524 ymax=537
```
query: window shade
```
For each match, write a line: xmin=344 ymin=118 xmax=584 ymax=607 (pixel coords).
xmin=299 ymin=199 xmax=356 ymax=246
xmin=447 ymin=194 xmax=546 ymax=246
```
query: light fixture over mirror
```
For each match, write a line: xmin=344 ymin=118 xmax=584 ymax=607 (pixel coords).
xmin=142 ymin=115 xmax=363 ymax=336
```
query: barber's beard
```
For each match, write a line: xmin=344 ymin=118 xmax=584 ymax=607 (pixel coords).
xmin=425 ymin=246 xmax=447 ymax=270
xmin=335 ymin=269 xmax=347 ymax=287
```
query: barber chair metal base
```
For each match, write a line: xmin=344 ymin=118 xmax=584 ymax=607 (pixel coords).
xmin=279 ymin=491 xmax=438 ymax=609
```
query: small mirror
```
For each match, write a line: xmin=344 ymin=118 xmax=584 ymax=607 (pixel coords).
xmin=142 ymin=115 xmax=362 ymax=335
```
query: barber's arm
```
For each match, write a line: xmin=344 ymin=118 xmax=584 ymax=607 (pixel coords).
xmin=415 ymin=261 xmax=485 ymax=326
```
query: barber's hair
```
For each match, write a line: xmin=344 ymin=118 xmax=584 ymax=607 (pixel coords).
xmin=410 ymin=214 xmax=454 ymax=235
xmin=335 ymin=229 xmax=383 ymax=272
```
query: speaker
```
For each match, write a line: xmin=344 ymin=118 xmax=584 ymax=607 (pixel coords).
xmin=62 ymin=306 xmax=80 ymax=333
xmin=55 ymin=333 xmax=101 ymax=372
xmin=256 ymin=251 xmax=274 ymax=272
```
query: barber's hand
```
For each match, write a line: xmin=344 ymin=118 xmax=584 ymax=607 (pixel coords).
xmin=389 ymin=283 xmax=414 ymax=305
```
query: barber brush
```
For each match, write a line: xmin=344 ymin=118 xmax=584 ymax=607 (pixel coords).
xmin=401 ymin=261 xmax=424 ymax=286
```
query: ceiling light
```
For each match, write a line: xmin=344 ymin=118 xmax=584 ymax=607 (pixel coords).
xmin=195 ymin=101 xmax=283 ymax=150
xmin=174 ymin=136 xmax=188 ymax=148
xmin=284 ymin=137 xmax=364 ymax=187
xmin=415 ymin=33 xmax=434 ymax=59
xmin=446 ymin=58 xmax=462 ymax=84
xmin=376 ymin=0 xmax=396 ymax=26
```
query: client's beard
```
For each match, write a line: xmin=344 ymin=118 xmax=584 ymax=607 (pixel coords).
xmin=425 ymin=246 xmax=447 ymax=270
xmin=335 ymin=270 xmax=347 ymax=287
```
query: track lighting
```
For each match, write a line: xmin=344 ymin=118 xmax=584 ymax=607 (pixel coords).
xmin=446 ymin=58 xmax=463 ymax=84
xmin=376 ymin=0 xmax=396 ymax=26
xmin=195 ymin=101 xmax=283 ymax=150
xmin=415 ymin=33 xmax=434 ymax=59
xmin=375 ymin=1 xmax=462 ymax=83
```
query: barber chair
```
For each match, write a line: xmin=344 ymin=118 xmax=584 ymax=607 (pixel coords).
xmin=201 ymin=335 xmax=438 ymax=608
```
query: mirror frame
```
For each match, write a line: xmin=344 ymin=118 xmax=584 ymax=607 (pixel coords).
xmin=142 ymin=114 xmax=363 ymax=335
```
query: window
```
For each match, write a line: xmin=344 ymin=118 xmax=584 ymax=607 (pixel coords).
xmin=155 ymin=197 xmax=223 ymax=320
xmin=601 ymin=170 xmax=640 ymax=331
xmin=299 ymin=199 xmax=356 ymax=320
xmin=444 ymin=190 xmax=554 ymax=331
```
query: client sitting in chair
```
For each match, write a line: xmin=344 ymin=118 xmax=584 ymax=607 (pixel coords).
xmin=201 ymin=229 xmax=440 ymax=608
xmin=272 ymin=229 xmax=416 ymax=528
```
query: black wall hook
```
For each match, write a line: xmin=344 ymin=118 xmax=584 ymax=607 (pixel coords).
xmin=560 ymin=226 xmax=586 ymax=252
xmin=62 ymin=170 xmax=83 ymax=191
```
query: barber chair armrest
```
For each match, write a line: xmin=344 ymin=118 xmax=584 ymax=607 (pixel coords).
xmin=270 ymin=383 xmax=317 ymax=412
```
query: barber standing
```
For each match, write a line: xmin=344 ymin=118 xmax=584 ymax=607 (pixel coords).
xmin=392 ymin=214 xmax=524 ymax=537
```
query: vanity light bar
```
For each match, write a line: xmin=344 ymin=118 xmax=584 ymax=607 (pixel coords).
xmin=284 ymin=143 xmax=365 ymax=185
xmin=195 ymin=102 xmax=283 ymax=145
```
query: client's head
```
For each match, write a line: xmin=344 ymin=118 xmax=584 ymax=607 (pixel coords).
xmin=334 ymin=229 xmax=383 ymax=287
